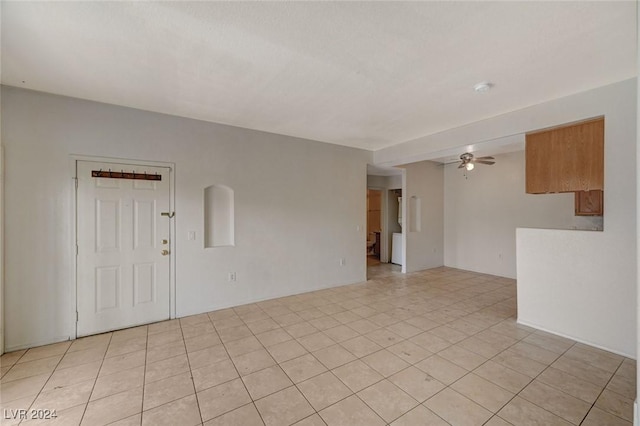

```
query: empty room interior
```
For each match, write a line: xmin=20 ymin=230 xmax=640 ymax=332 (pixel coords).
xmin=0 ymin=2 xmax=639 ymax=425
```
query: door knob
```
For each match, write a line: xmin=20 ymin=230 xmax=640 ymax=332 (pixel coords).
xmin=161 ymin=249 xmax=170 ymax=256
xmin=162 ymin=239 xmax=169 ymax=245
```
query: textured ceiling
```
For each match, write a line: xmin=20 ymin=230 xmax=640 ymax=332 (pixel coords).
xmin=2 ymin=1 xmax=637 ymax=151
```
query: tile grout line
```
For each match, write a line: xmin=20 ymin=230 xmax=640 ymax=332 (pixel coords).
xmin=489 ymin=339 xmax=584 ymax=425
xmin=241 ymin=307 xmax=323 ymax=426
xmin=293 ymin=274 xmax=512 ymax=424
xmin=15 ymin=340 xmax=75 ymax=425
xmin=178 ymin=317 xmax=206 ymax=426
xmin=2 ymin=268 xmax=634 ymax=425
xmin=578 ymin=358 xmax=631 ymax=425
xmin=136 ymin=325 xmax=150 ymax=426
xmin=209 ymin=308 xmax=269 ymax=425
xmin=366 ymin=278 xmax=557 ymax=424
xmin=78 ymin=332 xmax=115 ymax=426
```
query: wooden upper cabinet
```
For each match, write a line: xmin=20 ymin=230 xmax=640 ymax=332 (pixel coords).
xmin=526 ymin=118 xmax=604 ymax=194
xmin=525 ymin=130 xmax=555 ymax=193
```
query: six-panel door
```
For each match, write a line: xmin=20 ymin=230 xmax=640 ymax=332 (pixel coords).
xmin=76 ymin=161 xmax=171 ymax=336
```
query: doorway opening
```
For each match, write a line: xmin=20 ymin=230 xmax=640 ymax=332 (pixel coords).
xmin=388 ymin=188 xmax=403 ymax=265
xmin=366 ymin=165 xmax=404 ymax=279
xmin=366 ymin=189 xmax=382 ymax=267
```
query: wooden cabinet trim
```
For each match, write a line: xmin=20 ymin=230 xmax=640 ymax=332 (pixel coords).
xmin=526 ymin=116 xmax=605 ymax=137
xmin=575 ymin=190 xmax=603 ymax=216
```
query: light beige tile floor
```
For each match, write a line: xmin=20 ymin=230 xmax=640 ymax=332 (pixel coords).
xmin=0 ymin=265 xmax=636 ymax=425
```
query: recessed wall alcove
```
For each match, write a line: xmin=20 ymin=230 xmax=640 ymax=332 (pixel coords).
xmin=204 ymin=184 xmax=235 ymax=248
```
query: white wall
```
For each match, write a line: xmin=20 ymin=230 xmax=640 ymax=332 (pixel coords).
xmin=515 ymin=79 xmax=636 ymax=357
xmin=0 ymin=0 xmax=4 ymax=356
xmin=517 ymin=228 xmax=634 ymax=357
xmin=377 ymin=78 xmax=637 ymax=358
xmin=445 ymin=150 xmax=602 ymax=279
xmin=366 ymin=174 xmax=401 ymax=190
xmin=0 ymin=0 xmax=4 ymax=352
xmin=0 ymin=133 xmax=4 ymax=356
xmin=366 ymin=175 xmax=385 ymax=188
xmin=402 ymin=160 xmax=444 ymax=273
xmin=1 ymin=86 xmax=371 ymax=351
xmin=637 ymin=2 xmax=640 ymax=418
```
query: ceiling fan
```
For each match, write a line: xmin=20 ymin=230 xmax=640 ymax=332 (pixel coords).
xmin=457 ymin=152 xmax=495 ymax=170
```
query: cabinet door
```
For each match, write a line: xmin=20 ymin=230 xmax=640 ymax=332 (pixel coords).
xmin=555 ymin=119 xmax=604 ymax=192
xmin=526 ymin=117 xmax=604 ymax=194
xmin=575 ymin=190 xmax=603 ymax=216
xmin=526 ymin=130 xmax=555 ymax=193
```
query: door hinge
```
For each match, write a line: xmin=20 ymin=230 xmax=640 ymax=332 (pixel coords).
xmin=76 ymin=311 xmax=79 ymax=322
xmin=76 ymin=244 xmax=79 ymax=256
xmin=74 ymin=177 xmax=78 ymax=189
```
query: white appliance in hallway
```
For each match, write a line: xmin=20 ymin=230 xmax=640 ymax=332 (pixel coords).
xmin=392 ymin=232 xmax=403 ymax=265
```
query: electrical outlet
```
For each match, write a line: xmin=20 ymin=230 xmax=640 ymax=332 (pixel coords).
xmin=339 ymin=258 xmax=346 ymax=266
xmin=228 ymin=272 xmax=237 ymax=282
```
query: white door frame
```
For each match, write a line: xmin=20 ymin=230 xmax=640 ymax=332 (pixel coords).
xmin=0 ymin=145 xmax=4 ymax=355
xmin=71 ymin=155 xmax=176 ymax=338
xmin=401 ymin=168 xmax=407 ymax=274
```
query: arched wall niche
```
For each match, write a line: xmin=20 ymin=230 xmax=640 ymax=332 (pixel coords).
xmin=204 ymin=184 xmax=235 ymax=248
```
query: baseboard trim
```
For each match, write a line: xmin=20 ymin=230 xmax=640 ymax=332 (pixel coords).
xmin=5 ymin=335 xmax=72 ymax=353
xmin=516 ymin=318 xmax=635 ymax=359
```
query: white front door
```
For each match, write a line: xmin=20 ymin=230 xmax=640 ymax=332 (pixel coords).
xmin=76 ymin=160 xmax=171 ymax=336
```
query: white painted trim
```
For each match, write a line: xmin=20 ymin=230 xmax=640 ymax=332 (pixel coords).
xmin=635 ymin=0 xmax=639 ymax=418
xmin=176 ymin=274 xmax=363 ymax=319
xmin=381 ymin=189 xmax=388 ymax=263
xmin=0 ymin=145 xmax=4 ymax=355
xmin=6 ymin=335 xmax=73 ymax=353
xmin=71 ymin=154 xmax=177 ymax=340
xmin=517 ymin=318 xmax=635 ymax=359
xmin=401 ymin=168 xmax=407 ymax=273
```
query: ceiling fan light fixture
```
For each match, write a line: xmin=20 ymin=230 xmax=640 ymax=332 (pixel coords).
xmin=465 ymin=162 xmax=475 ymax=171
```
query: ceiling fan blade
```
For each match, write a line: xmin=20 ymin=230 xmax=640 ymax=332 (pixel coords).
xmin=475 ymin=160 xmax=496 ymax=165
xmin=475 ymin=156 xmax=495 ymax=160
xmin=457 ymin=162 xmax=465 ymax=169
